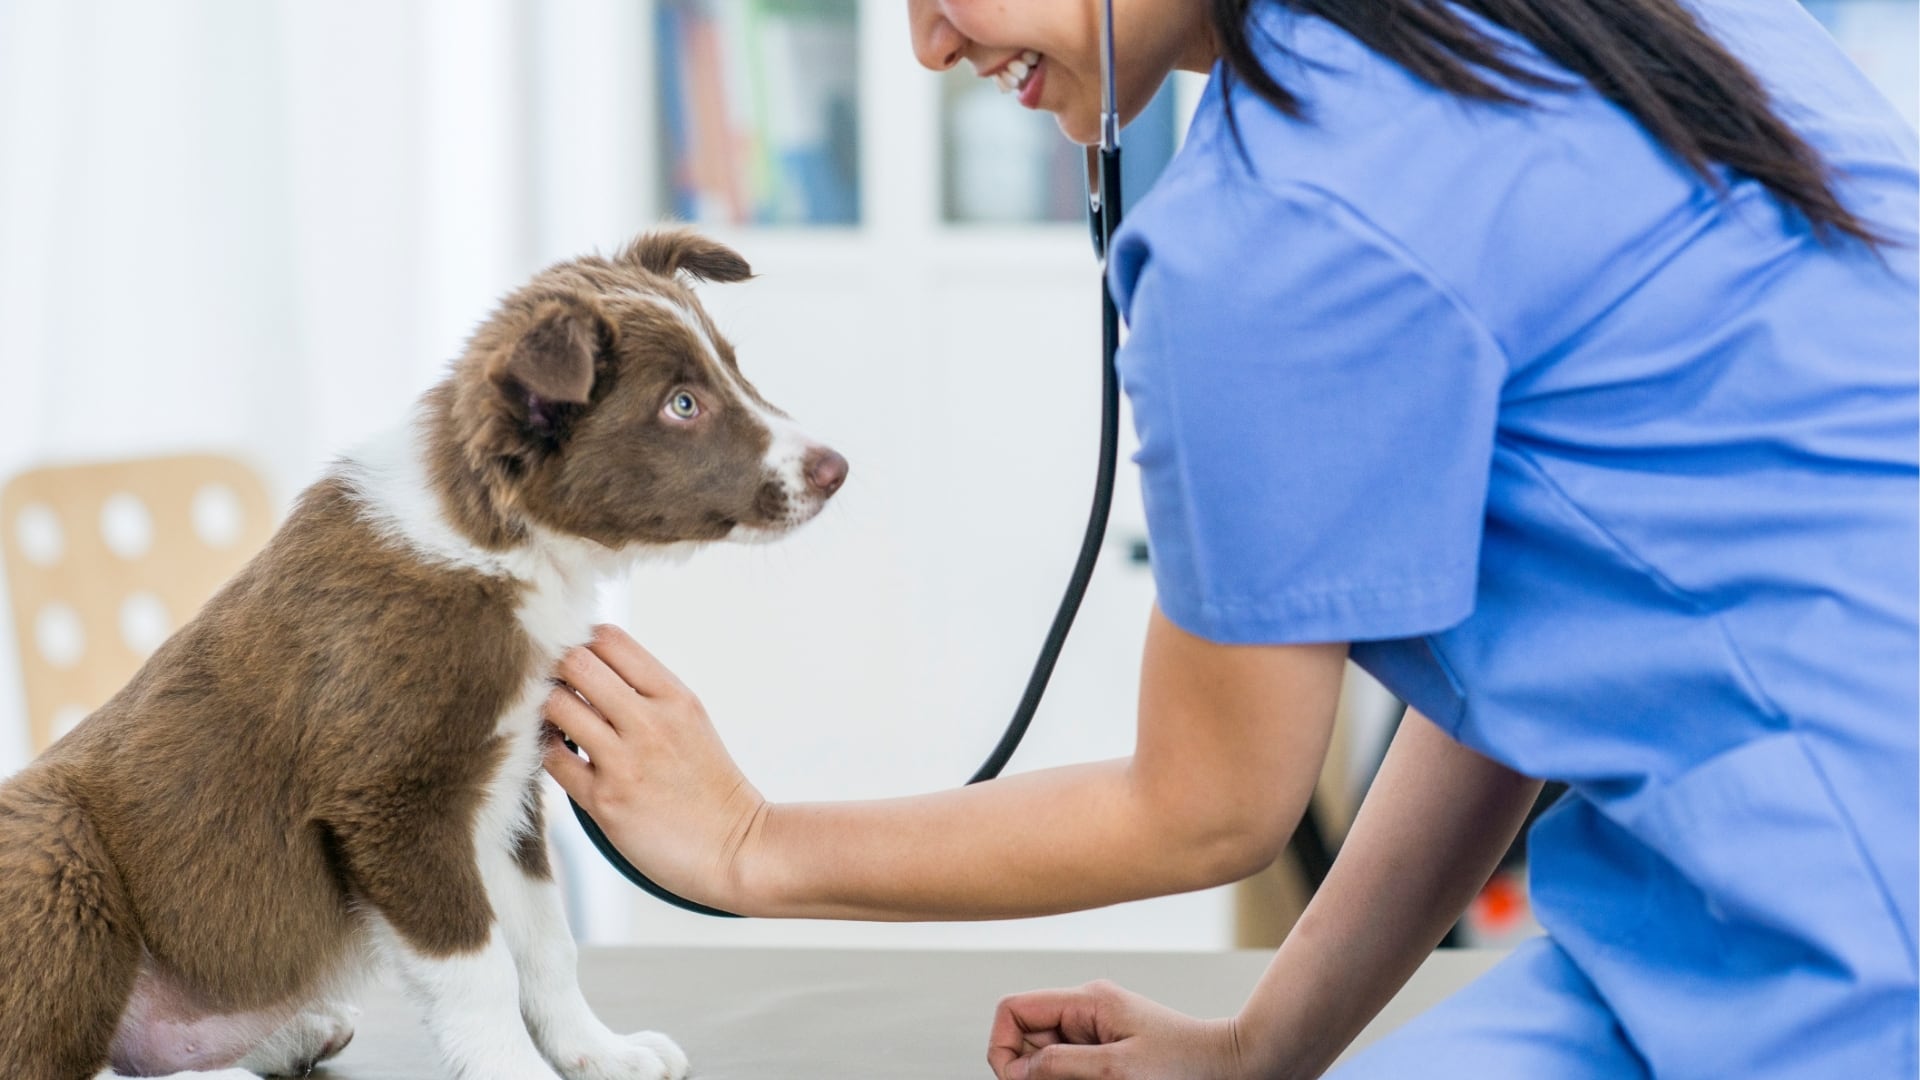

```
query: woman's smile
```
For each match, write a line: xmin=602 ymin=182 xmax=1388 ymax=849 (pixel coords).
xmin=909 ymin=0 xmax=1216 ymax=143
xmin=1016 ymin=55 xmax=1047 ymax=109
xmin=975 ymin=48 xmax=1048 ymax=109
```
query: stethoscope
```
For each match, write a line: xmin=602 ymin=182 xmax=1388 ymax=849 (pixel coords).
xmin=569 ymin=0 xmax=1126 ymax=918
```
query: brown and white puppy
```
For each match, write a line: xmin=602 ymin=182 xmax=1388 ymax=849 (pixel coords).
xmin=0 ymin=229 xmax=845 ymax=1080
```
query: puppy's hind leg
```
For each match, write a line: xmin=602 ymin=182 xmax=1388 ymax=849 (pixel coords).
xmin=0 ymin=779 xmax=144 ymax=1080
xmin=231 ymin=1001 xmax=358 ymax=1077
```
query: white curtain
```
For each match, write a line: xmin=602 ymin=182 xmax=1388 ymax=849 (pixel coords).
xmin=0 ymin=0 xmax=653 ymax=938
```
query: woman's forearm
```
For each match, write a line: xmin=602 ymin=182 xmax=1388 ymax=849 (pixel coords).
xmin=728 ymin=619 xmax=1346 ymax=922
xmin=546 ymin=614 xmax=1344 ymax=923
xmin=1236 ymin=710 xmax=1542 ymax=1078
xmin=733 ymin=756 xmax=1298 ymax=920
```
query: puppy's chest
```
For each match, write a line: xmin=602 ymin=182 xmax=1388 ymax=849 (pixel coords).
xmin=470 ymin=577 xmax=598 ymax=850
xmin=499 ymin=573 xmax=600 ymax=740
xmin=517 ymin=574 xmax=600 ymax=670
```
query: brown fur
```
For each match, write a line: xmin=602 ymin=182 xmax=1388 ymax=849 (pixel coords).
xmin=0 ymin=228 xmax=825 ymax=1078
xmin=515 ymin=777 xmax=552 ymax=881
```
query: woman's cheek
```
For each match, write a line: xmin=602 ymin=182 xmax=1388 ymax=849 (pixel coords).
xmin=936 ymin=0 xmax=1019 ymax=46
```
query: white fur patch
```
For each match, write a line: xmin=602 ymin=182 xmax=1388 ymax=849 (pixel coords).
xmin=337 ymin=422 xmax=512 ymax=578
xmin=377 ymin=920 xmax=563 ymax=1079
xmin=487 ymin=839 xmax=687 ymax=1080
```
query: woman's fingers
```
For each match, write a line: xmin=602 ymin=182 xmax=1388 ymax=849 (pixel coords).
xmin=589 ymin=623 xmax=686 ymax=699
xmin=557 ymin=642 xmax=648 ymax=726
xmin=989 ymin=986 xmax=1125 ymax=1079
xmin=542 ymin=684 xmax=616 ymax=760
xmin=988 ymin=1023 xmax=1063 ymax=1078
xmin=994 ymin=984 xmax=1123 ymax=1045
xmin=541 ymin=722 xmax=596 ymax=801
xmin=990 ymin=989 xmax=1083 ymax=1053
xmin=989 ymin=983 xmax=1238 ymax=1080
xmin=536 ymin=626 xmax=760 ymax=912
xmin=1009 ymin=1043 xmax=1122 ymax=1080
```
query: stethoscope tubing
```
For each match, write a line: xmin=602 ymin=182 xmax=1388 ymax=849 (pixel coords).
xmin=969 ymin=147 xmax=1123 ymax=786
xmin=569 ymin=2 xmax=1126 ymax=919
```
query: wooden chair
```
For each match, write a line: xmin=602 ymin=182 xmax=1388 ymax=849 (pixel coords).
xmin=2 ymin=455 xmax=275 ymax=754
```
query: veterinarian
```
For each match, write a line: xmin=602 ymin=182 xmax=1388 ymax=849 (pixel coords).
xmin=543 ymin=0 xmax=1919 ymax=1075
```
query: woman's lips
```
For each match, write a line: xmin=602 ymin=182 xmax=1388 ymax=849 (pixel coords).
xmin=1017 ymin=57 xmax=1046 ymax=110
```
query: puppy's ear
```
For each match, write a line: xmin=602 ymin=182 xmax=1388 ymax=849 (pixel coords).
xmin=494 ymin=293 xmax=612 ymax=442
xmin=621 ymin=228 xmax=753 ymax=284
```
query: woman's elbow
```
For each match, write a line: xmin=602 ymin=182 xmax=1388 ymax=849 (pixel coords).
xmin=1176 ymin=810 xmax=1295 ymax=890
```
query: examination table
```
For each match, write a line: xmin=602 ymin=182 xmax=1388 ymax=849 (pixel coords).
xmin=323 ymin=945 xmax=1503 ymax=1078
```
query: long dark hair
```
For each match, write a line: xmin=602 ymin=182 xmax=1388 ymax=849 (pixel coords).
xmin=1210 ymin=0 xmax=1883 ymax=246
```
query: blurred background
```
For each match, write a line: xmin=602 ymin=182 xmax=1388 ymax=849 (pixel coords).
xmin=0 ymin=0 xmax=1913 ymax=952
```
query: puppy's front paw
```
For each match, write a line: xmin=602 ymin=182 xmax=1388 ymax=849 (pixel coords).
xmin=556 ymin=1031 xmax=689 ymax=1080
xmin=623 ymin=1031 xmax=690 ymax=1079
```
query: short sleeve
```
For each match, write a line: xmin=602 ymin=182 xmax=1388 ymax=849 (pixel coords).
xmin=1111 ymin=174 xmax=1507 ymax=645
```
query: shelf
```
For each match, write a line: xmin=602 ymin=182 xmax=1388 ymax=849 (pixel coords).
xmin=654 ymin=0 xmax=862 ymax=227
xmin=647 ymin=0 xmax=1196 ymax=234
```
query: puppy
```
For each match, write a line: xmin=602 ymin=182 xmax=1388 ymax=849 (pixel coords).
xmin=0 ymin=230 xmax=846 ymax=1080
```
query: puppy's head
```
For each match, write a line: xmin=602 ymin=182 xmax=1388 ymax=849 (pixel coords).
xmin=438 ymin=228 xmax=847 ymax=551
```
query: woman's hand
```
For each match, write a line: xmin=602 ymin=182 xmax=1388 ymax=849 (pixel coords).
xmin=541 ymin=624 xmax=767 ymax=912
xmin=988 ymin=980 xmax=1249 ymax=1080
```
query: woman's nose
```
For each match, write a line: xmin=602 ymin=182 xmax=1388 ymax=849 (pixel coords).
xmin=908 ymin=1 xmax=966 ymax=72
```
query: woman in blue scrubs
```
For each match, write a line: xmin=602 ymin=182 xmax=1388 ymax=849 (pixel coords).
xmin=543 ymin=0 xmax=1918 ymax=1075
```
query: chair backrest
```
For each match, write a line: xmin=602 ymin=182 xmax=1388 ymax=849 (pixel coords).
xmin=2 ymin=455 xmax=275 ymax=754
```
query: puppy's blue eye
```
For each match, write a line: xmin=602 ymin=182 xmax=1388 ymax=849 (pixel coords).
xmin=667 ymin=391 xmax=699 ymax=420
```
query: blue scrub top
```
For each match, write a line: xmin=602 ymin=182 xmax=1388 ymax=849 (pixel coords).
xmin=1110 ymin=0 xmax=1918 ymax=1074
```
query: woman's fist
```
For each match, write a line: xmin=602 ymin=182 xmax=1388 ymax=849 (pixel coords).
xmin=988 ymin=979 xmax=1248 ymax=1080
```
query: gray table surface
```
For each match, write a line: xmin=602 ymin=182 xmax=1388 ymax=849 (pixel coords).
xmin=318 ymin=945 xmax=1503 ymax=1079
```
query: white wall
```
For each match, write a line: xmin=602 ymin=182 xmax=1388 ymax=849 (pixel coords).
xmin=1807 ymin=0 xmax=1920 ymax=125
xmin=2 ymin=0 xmax=1913 ymax=953
xmin=0 ymin=0 xmax=525 ymax=770
xmin=0 ymin=0 xmax=1238 ymax=950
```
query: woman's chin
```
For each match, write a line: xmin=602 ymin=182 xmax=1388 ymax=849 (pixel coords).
xmin=1053 ymin=109 xmax=1101 ymax=146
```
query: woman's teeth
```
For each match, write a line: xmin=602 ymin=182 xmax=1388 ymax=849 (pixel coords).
xmin=993 ymin=50 xmax=1042 ymax=94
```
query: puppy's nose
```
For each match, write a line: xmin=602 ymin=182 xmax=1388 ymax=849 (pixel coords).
xmin=805 ymin=447 xmax=848 ymax=497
